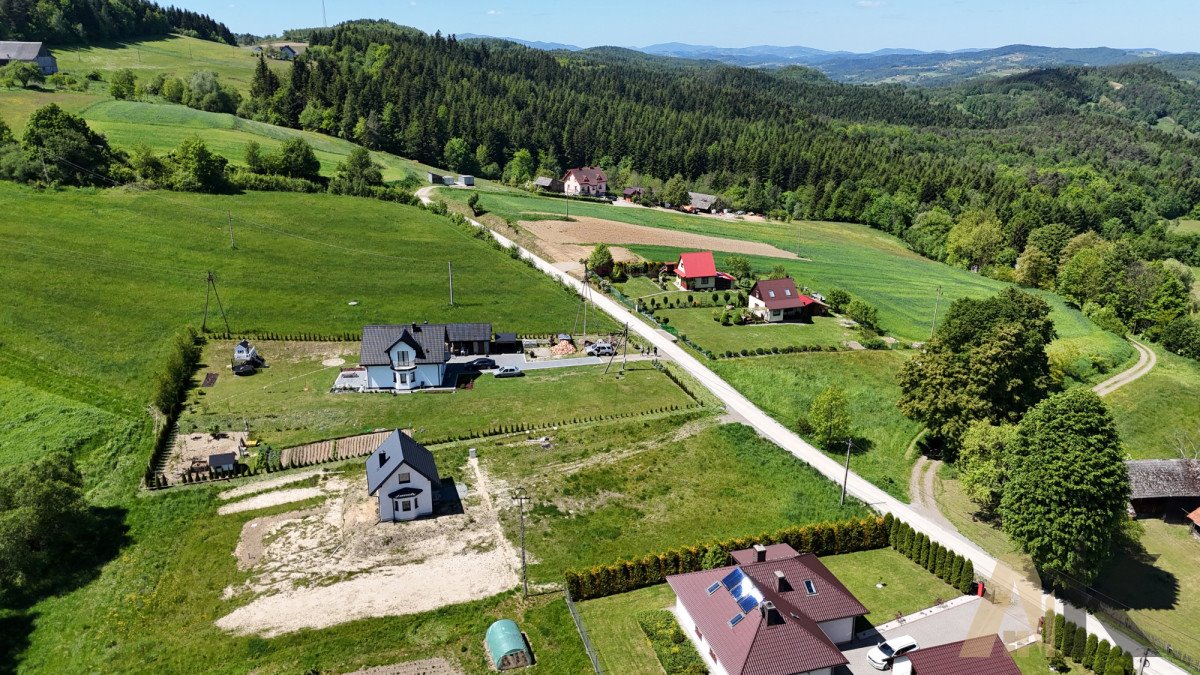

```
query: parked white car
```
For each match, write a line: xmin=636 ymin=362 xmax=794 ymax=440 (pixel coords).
xmin=494 ymin=365 xmax=524 ymax=378
xmin=866 ymin=635 xmax=918 ymax=670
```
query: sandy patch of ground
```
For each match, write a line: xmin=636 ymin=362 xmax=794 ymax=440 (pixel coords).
xmin=322 ymin=357 xmax=346 ymax=367
xmin=219 ymin=468 xmax=325 ymax=501
xmin=216 ymin=463 xmax=520 ymax=637
xmin=521 ymin=216 xmax=798 ymax=267
xmin=344 ymin=659 xmax=462 ymax=675
xmin=217 ymin=486 xmax=324 ymax=515
xmin=164 ymin=430 xmax=248 ymax=480
xmin=233 ymin=507 xmax=321 ymax=569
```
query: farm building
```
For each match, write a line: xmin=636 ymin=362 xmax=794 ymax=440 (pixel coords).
xmin=687 ymin=191 xmax=720 ymax=213
xmin=276 ymin=43 xmax=306 ymax=59
xmin=1126 ymin=459 xmax=1200 ymax=520
xmin=1189 ymin=507 xmax=1200 ymax=539
xmin=533 ymin=176 xmax=564 ymax=193
xmin=366 ymin=430 xmax=440 ymax=522
xmin=485 ymin=619 xmax=532 ymax=670
xmin=360 ymin=322 xmax=493 ymax=391
xmin=457 ymin=175 xmax=475 ymax=186
xmin=492 ymin=332 xmax=521 ymax=354
xmin=622 ymin=186 xmax=645 ymax=201
xmin=667 ymin=543 xmax=868 ymax=675
xmin=562 ymin=166 xmax=607 ymax=196
xmin=0 ymin=41 xmax=57 ymax=75
xmin=895 ymin=635 xmax=1020 ymax=675
xmin=427 ymin=171 xmax=455 ymax=185
xmin=675 ymin=251 xmax=736 ymax=291
xmin=748 ymin=278 xmax=828 ymax=323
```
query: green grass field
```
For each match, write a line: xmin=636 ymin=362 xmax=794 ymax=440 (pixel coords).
xmin=180 ymin=341 xmax=694 ymax=449
xmin=659 ymin=309 xmax=854 ymax=353
xmin=1012 ymin=643 xmax=1090 ymax=674
xmin=1172 ymin=219 xmax=1200 ymax=235
xmin=0 ymin=183 xmax=602 ymax=413
xmin=578 ymin=547 xmax=959 ymax=675
xmin=476 ymin=417 xmax=868 ymax=583
xmin=711 ymin=350 xmax=921 ymax=500
xmin=1106 ymin=344 xmax=1200 ymax=459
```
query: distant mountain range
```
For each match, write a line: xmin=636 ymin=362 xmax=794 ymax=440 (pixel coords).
xmin=457 ymin=34 xmax=1186 ymax=86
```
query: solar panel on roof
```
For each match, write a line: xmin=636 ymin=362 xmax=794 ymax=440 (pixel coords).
xmin=729 ymin=612 xmax=745 ymax=628
xmin=738 ymin=595 xmax=760 ymax=613
xmin=730 ymin=582 xmax=746 ymax=600
xmin=706 ymin=582 xmax=721 ymax=595
xmin=720 ymin=567 xmax=745 ymax=591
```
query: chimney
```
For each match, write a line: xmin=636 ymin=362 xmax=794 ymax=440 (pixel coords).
xmin=753 ymin=544 xmax=767 ymax=563
xmin=410 ymin=322 xmax=418 ymax=332
xmin=378 ymin=451 xmax=388 ymax=467
xmin=775 ymin=570 xmax=792 ymax=593
xmin=760 ymin=601 xmax=785 ymax=627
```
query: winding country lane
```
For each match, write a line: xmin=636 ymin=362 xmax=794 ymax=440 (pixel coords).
xmin=1094 ymin=338 xmax=1157 ymax=397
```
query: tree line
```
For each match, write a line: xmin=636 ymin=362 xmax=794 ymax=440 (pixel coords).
xmin=0 ymin=0 xmax=234 ymax=44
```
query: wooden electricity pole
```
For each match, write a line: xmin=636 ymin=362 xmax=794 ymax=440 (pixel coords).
xmin=448 ymin=262 xmax=454 ymax=306
xmin=512 ymin=487 xmax=530 ymax=597
xmin=840 ymin=438 xmax=853 ymax=506
xmin=227 ymin=211 xmax=236 ymax=249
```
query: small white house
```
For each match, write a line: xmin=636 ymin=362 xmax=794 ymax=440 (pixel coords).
xmin=366 ymin=430 xmax=441 ymax=522
xmin=562 ymin=166 xmax=608 ymax=196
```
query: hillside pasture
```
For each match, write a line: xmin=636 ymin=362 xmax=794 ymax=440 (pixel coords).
xmin=1106 ymin=344 xmax=1200 ymax=459
xmin=657 ymin=308 xmax=853 ymax=353
xmin=0 ymin=184 xmax=598 ymax=411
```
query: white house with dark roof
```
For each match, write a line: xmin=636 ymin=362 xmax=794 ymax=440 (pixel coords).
xmin=0 ymin=41 xmax=57 ymax=75
xmin=366 ymin=430 xmax=441 ymax=522
xmin=359 ymin=322 xmax=491 ymax=391
xmin=667 ymin=543 xmax=867 ymax=675
xmin=562 ymin=166 xmax=607 ymax=196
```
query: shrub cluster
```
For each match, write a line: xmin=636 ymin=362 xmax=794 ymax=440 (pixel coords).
xmin=565 ymin=516 xmax=889 ymax=600
xmin=637 ymin=610 xmax=707 ymax=674
xmin=716 ymin=344 xmax=839 ymax=359
xmin=889 ymin=518 xmax=974 ymax=594
xmin=1044 ymin=611 xmax=1132 ymax=674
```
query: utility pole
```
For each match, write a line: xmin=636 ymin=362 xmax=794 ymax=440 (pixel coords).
xmin=203 ymin=271 xmax=232 ymax=335
xmin=448 ymin=262 xmax=454 ymax=306
xmin=929 ymin=286 xmax=943 ymax=341
xmin=581 ymin=262 xmax=589 ymax=345
xmin=227 ymin=211 xmax=236 ymax=249
xmin=840 ymin=438 xmax=853 ymax=506
xmin=512 ymin=486 xmax=530 ymax=597
xmin=321 ymin=0 xmax=327 ymax=27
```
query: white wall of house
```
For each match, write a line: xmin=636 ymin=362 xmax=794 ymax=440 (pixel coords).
xmin=377 ymin=462 xmax=434 ymax=521
xmin=677 ymin=276 xmax=715 ymax=291
xmin=564 ymin=175 xmax=606 ymax=196
xmin=674 ymin=599 xmax=730 ymax=675
xmin=364 ymin=340 xmax=447 ymax=391
xmin=817 ymin=617 xmax=855 ymax=645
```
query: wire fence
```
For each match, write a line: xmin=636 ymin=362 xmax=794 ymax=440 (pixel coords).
xmin=564 ymin=588 xmax=604 ymax=674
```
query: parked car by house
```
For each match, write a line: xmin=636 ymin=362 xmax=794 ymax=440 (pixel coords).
xmin=867 ymin=635 xmax=919 ymax=670
xmin=466 ymin=357 xmax=497 ymax=370
xmin=494 ymin=365 xmax=523 ymax=378
xmin=586 ymin=342 xmax=615 ymax=356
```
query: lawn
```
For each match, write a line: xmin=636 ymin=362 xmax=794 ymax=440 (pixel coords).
xmin=933 ymin=466 xmax=1027 ymax=563
xmin=1012 ymin=643 xmax=1090 ymax=674
xmin=1172 ymin=219 xmax=1200 ymax=235
xmin=1107 ymin=344 xmax=1200 ymax=459
xmin=477 ymin=417 xmax=869 ymax=583
xmin=658 ymin=308 xmax=855 ymax=353
xmin=578 ymin=547 xmax=960 ymax=674
xmin=1093 ymin=519 xmax=1200 ymax=665
xmin=178 ymin=341 xmax=696 ymax=449
xmin=711 ymin=350 xmax=922 ymax=500
xmin=0 ymin=183 xmax=601 ymax=413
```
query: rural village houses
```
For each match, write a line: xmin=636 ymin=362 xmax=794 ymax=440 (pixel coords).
xmin=748 ymin=278 xmax=828 ymax=323
xmin=562 ymin=166 xmax=608 ymax=196
xmin=360 ymin=322 xmax=492 ymax=391
xmin=0 ymin=41 xmax=58 ymax=75
xmin=365 ymin=430 xmax=441 ymax=522
xmin=675 ymin=251 xmax=736 ymax=291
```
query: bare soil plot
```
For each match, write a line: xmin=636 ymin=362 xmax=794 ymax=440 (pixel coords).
xmin=216 ymin=464 xmax=520 ymax=637
xmin=164 ymin=430 xmax=248 ymax=480
xmin=217 ymin=486 xmax=324 ymax=515
xmin=218 ymin=468 xmax=325 ymax=501
xmin=280 ymin=430 xmax=393 ymax=468
xmin=521 ymin=215 xmax=798 ymax=266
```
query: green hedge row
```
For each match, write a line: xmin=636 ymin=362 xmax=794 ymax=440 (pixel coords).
xmin=889 ymin=518 xmax=975 ymax=594
xmin=1045 ymin=610 xmax=1135 ymax=675
xmin=565 ymin=515 xmax=890 ymax=600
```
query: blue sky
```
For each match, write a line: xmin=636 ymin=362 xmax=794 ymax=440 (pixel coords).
xmin=192 ymin=1 xmax=1199 ymax=52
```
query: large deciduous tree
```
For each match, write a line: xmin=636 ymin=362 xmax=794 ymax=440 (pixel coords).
xmin=999 ymin=389 xmax=1130 ymax=584
xmin=22 ymin=103 xmax=118 ymax=186
xmin=808 ymin=385 xmax=851 ymax=449
xmin=329 ymin=147 xmax=383 ymax=196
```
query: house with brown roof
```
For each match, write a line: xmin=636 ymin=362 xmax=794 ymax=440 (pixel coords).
xmin=562 ymin=166 xmax=607 ymax=196
xmin=1125 ymin=459 xmax=1200 ymax=519
xmin=667 ymin=543 xmax=868 ymax=675
xmin=748 ymin=278 xmax=828 ymax=323
xmin=895 ymin=634 xmax=1020 ymax=675
xmin=675 ymin=251 xmax=736 ymax=291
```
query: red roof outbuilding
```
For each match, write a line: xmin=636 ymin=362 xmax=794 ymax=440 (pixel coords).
xmin=904 ymin=635 xmax=1021 ymax=675
xmin=675 ymin=251 xmax=718 ymax=279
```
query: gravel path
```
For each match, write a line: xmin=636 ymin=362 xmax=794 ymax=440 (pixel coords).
xmin=219 ymin=469 xmax=324 ymax=501
xmin=1093 ymin=338 xmax=1156 ymax=397
xmin=217 ymin=487 xmax=323 ymax=515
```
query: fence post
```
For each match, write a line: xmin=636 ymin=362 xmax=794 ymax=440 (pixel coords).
xmin=564 ymin=588 xmax=604 ymax=674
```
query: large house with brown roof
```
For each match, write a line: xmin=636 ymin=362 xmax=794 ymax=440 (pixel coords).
xmin=1125 ymin=458 xmax=1200 ymax=519
xmin=562 ymin=166 xmax=607 ymax=196
xmin=667 ymin=543 xmax=867 ymax=675
xmin=748 ymin=278 xmax=828 ymax=323
xmin=896 ymin=635 xmax=1020 ymax=675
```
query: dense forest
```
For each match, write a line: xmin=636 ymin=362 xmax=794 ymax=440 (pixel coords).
xmin=0 ymin=0 xmax=234 ymax=44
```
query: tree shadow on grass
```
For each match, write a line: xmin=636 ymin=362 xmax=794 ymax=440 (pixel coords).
xmin=1092 ymin=544 xmax=1180 ymax=612
xmin=0 ymin=504 xmax=129 ymax=673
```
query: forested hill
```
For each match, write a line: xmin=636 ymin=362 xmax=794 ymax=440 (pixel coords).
xmin=0 ymin=0 xmax=234 ymax=44
xmin=938 ymin=64 xmax=1200 ymax=134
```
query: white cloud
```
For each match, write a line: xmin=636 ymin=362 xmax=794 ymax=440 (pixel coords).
xmin=486 ymin=9 xmax=502 ymax=15
xmin=855 ymin=0 xmax=887 ymax=7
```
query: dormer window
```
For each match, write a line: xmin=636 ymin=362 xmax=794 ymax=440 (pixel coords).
xmin=768 ymin=291 xmax=776 ymax=298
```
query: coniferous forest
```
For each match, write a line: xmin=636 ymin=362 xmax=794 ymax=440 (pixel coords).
xmin=0 ymin=0 xmax=233 ymax=44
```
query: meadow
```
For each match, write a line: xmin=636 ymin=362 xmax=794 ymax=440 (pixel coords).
xmin=475 ymin=416 xmax=870 ymax=583
xmin=179 ymin=341 xmax=696 ymax=449
xmin=657 ymin=308 xmax=854 ymax=353
xmin=0 ymin=183 xmax=601 ymax=413
xmin=1106 ymin=344 xmax=1200 ymax=459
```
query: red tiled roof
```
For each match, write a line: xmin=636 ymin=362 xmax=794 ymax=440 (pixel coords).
xmin=751 ymin=278 xmax=808 ymax=310
xmin=676 ymin=251 xmax=717 ymax=279
xmin=667 ymin=545 xmax=861 ymax=675
xmin=1188 ymin=506 xmax=1200 ymax=526
xmin=562 ymin=166 xmax=607 ymax=184
xmin=906 ymin=635 xmax=1020 ymax=675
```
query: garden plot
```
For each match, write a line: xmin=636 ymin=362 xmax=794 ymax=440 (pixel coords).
xmin=164 ymin=430 xmax=248 ymax=479
xmin=216 ymin=462 xmax=520 ymax=637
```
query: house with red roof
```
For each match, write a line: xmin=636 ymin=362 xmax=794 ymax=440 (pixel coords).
xmin=895 ymin=635 xmax=1020 ymax=675
xmin=748 ymin=278 xmax=828 ymax=323
xmin=667 ymin=543 xmax=868 ymax=675
xmin=562 ymin=166 xmax=608 ymax=196
xmin=675 ymin=251 xmax=736 ymax=291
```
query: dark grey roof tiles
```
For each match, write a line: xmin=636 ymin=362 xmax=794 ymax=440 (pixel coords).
xmin=367 ymin=430 xmax=440 ymax=495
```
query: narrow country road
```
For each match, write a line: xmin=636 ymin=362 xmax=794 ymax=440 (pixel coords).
xmin=1093 ymin=338 xmax=1156 ymax=397
xmin=419 ymin=188 xmax=1184 ymax=674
